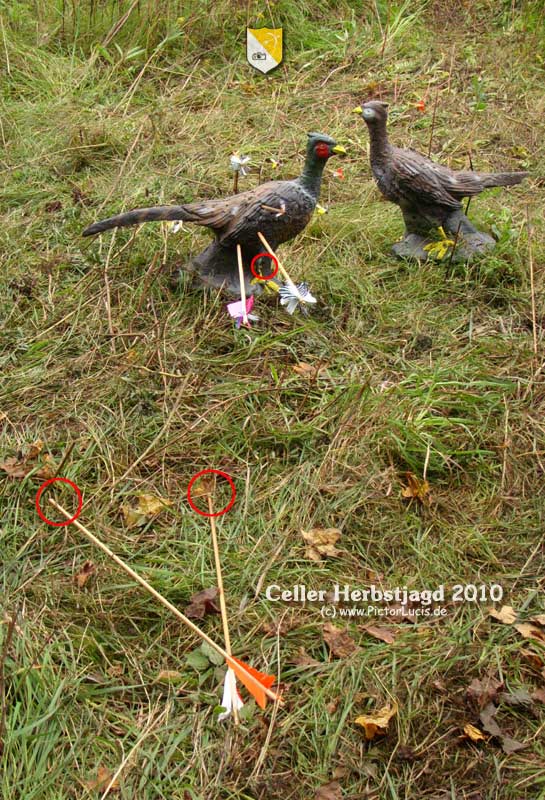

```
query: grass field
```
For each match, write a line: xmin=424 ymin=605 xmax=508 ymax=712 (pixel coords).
xmin=1 ymin=1 xmax=545 ymax=798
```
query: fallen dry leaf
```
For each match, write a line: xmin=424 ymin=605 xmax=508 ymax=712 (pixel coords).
xmin=478 ymin=703 xmax=502 ymax=738
xmin=323 ymin=622 xmax=359 ymax=659
xmin=520 ymin=648 xmax=544 ymax=671
xmin=35 ymin=453 xmax=56 ymax=479
xmin=514 ymin=623 xmax=545 ymax=643
xmin=315 ymin=780 xmax=342 ymax=800
xmin=27 ymin=440 xmax=44 ymax=459
xmin=0 ymin=456 xmax=28 ymax=478
xmin=74 ymin=561 xmax=96 ymax=589
xmin=488 ymin=605 xmax=517 ymax=625
xmin=531 ymin=614 xmax=545 ymax=627
xmin=361 ymin=624 xmax=397 ymax=644
xmin=156 ymin=670 xmax=184 ymax=683
xmin=401 ymin=472 xmax=431 ymax=504
xmin=261 ymin=617 xmax=295 ymax=637
xmin=122 ymin=493 xmax=172 ymax=528
xmin=396 ymin=744 xmax=419 ymax=762
xmin=326 ymin=699 xmax=339 ymax=715
xmin=479 ymin=702 xmax=526 ymax=754
xmin=355 ymin=701 xmax=398 ymax=740
xmin=293 ymin=362 xmax=327 ymax=380
xmin=291 ymin=647 xmax=321 ymax=667
xmin=532 ymin=688 xmax=545 ymax=704
xmin=190 ymin=475 xmax=216 ymax=497
xmin=463 ymin=723 xmax=487 ymax=742
xmin=0 ymin=443 xmax=55 ymax=479
xmin=331 ymin=765 xmax=350 ymax=780
xmin=185 ymin=587 xmax=220 ymax=619
xmin=466 ymin=676 xmax=504 ymax=709
xmin=84 ymin=765 xmax=119 ymax=793
xmin=136 ymin=493 xmax=172 ymax=515
xmin=301 ymin=528 xmax=341 ymax=561
xmin=500 ymin=688 xmax=534 ymax=710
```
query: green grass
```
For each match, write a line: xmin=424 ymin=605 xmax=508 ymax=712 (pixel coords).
xmin=1 ymin=1 xmax=545 ymax=798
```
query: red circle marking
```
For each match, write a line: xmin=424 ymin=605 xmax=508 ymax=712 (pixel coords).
xmin=35 ymin=477 xmax=83 ymax=527
xmin=187 ymin=469 xmax=236 ymax=517
xmin=250 ymin=252 xmax=279 ymax=281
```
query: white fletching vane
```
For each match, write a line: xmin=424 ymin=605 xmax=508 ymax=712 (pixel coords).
xmin=217 ymin=668 xmax=244 ymax=722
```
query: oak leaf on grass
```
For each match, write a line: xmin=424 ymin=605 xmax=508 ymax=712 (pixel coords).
xmin=84 ymin=766 xmax=119 ymax=793
xmin=323 ymin=622 xmax=359 ymax=658
xmin=291 ymin=647 xmax=321 ymax=667
xmin=74 ymin=561 xmax=96 ymax=589
xmin=293 ymin=362 xmax=327 ymax=380
xmin=0 ymin=441 xmax=55 ymax=480
xmin=315 ymin=781 xmax=342 ymax=800
xmin=479 ymin=702 xmax=526 ymax=754
xmin=361 ymin=624 xmax=397 ymax=644
xmin=463 ymin=723 xmax=487 ymax=742
xmin=488 ymin=605 xmax=517 ymax=625
xmin=514 ymin=622 xmax=545 ymax=643
xmin=185 ymin=587 xmax=220 ymax=619
xmin=466 ymin=676 xmax=504 ymax=709
xmin=122 ymin=493 xmax=172 ymax=528
xmin=301 ymin=528 xmax=341 ymax=561
xmin=532 ymin=688 xmax=545 ymax=704
xmin=401 ymin=472 xmax=431 ymax=504
xmin=355 ymin=701 xmax=398 ymax=740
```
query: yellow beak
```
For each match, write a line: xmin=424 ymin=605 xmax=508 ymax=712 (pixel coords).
xmin=352 ymin=106 xmax=363 ymax=114
xmin=331 ymin=144 xmax=347 ymax=155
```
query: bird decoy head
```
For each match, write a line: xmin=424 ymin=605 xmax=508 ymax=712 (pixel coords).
xmin=353 ymin=101 xmax=389 ymax=126
xmin=306 ymin=132 xmax=347 ymax=160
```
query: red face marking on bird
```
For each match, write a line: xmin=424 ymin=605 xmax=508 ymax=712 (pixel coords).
xmin=315 ymin=142 xmax=331 ymax=159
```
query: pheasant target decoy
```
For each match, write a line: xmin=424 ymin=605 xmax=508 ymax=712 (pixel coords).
xmin=354 ymin=101 xmax=527 ymax=261
xmin=82 ymin=133 xmax=346 ymax=295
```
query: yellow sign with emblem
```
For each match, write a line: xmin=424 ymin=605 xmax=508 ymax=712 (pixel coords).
xmin=246 ymin=27 xmax=283 ymax=74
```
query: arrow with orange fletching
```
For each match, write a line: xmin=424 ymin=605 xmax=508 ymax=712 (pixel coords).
xmin=227 ymin=656 xmax=277 ymax=709
xmin=47 ymin=498 xmax=282 ymax=709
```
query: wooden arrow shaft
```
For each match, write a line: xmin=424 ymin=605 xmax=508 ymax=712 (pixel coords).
xmin=207 ymin=496 xmax=232 ymax=656
xmin=207 ymin=494 xmax=239 ymax=724
xmin=235 ymin=243 xmax=249 ymax=326
xmin=47 ymin=499 xmax=281 ymax=704
xmin=257 ymin=231 xmax=297 ymax=289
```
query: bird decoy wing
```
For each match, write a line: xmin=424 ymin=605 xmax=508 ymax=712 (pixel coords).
xmin=214 ymin=180 xmax=306 ymax=244
xmin=173 ymin=196 xmax=243 ymax=231
xmin=178 ymin=180 xmax=297 ymax=243
xmin=392 ymin=150 xmax=461 ymax=209
xmin=434 ymin=169 xmax=490 ymax=199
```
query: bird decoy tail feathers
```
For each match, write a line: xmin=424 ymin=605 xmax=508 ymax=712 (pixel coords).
xmin=479 ymin=171 xmax=528 ymax=189
xmin=82 ymin=205 xmax=191 ymax=236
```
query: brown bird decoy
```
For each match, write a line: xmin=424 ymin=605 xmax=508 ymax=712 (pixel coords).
xmin=83 ymin=133 xmax=346 ymax=294
xmin=354 ymin=100 xmax=527 ymax=261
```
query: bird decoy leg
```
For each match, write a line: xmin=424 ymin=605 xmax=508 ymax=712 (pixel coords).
xmin=442 ymin=210 xmax=495 ymax=261
xmin=392 ymin=206 xmax=495 ymax=262
xmin=391 ymin=208 xmax=435 ymax=261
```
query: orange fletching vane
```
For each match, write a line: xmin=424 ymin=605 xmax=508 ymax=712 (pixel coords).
xmin=226 ymin=656 xmax=276 ymax=709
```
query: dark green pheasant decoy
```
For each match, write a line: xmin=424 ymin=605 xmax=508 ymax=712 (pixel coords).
xmin=83 ymin=133 xmax=345 ymax=294
xmin=354 ymin=101 xmax=527 ymax=261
